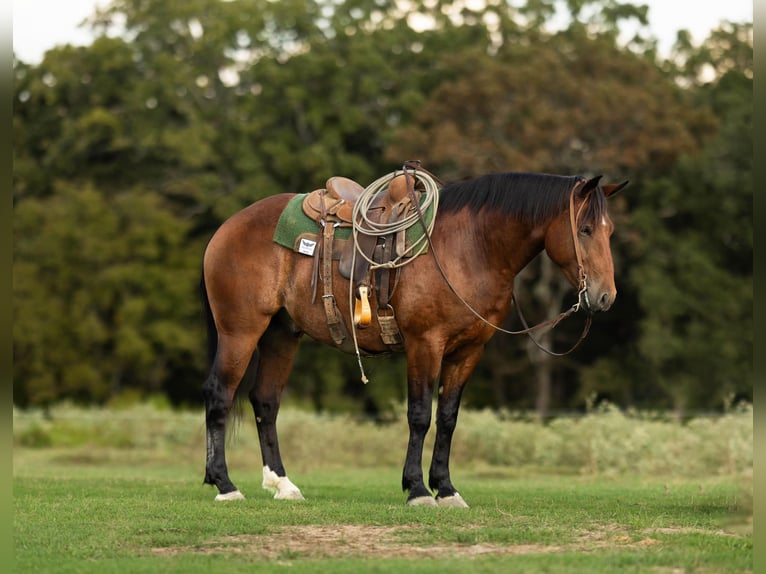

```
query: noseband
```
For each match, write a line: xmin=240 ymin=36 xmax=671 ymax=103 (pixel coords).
xmin=568 ymin=178 xmax=590 ymax=313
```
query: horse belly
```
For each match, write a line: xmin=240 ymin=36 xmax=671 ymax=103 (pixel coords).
xmin=281 ymin=256 xmax=392 ymax=354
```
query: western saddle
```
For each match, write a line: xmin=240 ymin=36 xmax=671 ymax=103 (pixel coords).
xmin=300 ymin=172 xmax=426 ymax=350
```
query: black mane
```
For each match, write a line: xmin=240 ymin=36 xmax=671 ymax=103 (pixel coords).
xmin=438 ymin=172 xmax=603 ymax=227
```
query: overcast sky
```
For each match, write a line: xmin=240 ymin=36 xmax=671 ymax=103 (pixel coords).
xmin=13 ymin=0 xmax=753 ymax=64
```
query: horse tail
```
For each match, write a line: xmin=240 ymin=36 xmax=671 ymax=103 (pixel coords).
xmin=200 ymin=269 xmax=218 ymax=371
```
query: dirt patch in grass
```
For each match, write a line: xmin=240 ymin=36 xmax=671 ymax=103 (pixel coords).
xmin=152 ymin=525 xmax=561 ymax=559
xmin=151 ymin=523 xmax=718 ymax=560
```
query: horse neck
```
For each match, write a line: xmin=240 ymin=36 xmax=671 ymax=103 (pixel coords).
xmin=484 ymin=210 xmax=547 ymax=275
xmin=434 ymin=208 xmax=546 ymax=285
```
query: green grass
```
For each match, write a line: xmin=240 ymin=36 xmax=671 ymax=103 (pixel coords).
xmin=13 ymin=404 xmax=752 ymax=573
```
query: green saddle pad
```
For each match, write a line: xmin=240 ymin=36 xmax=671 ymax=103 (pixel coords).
xmin=273 ymin=194 xmax=351 ymax=251
xmin=272 ymin=193 xmax=435 ymax=254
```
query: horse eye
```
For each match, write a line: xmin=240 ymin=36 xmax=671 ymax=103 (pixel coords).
xmin=580 ymin=225 xmax=593 ymax=237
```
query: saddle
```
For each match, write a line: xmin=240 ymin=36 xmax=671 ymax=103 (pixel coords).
xmin=300 ymin=173 xmax=424 ymax=349
xmin=302 ymin=177 xmax=360 ymax=223
xmin=302 ymin=175 xmax=414 ymax=227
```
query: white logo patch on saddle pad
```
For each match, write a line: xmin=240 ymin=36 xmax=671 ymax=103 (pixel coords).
xmin=298 ymin=237 xmax=317 ymax=256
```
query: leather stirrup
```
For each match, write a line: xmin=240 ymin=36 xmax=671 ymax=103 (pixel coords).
xmin=354 ymin=285 xmax=372 ymax=327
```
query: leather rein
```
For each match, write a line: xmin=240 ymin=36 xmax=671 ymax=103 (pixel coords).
xmin=403 ymin=164 xmax=593 ymax=357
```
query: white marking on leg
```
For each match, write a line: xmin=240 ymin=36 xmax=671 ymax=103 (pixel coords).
xmin=215 ymin=490 xmax=245 ymax=501
xmin=262 ymin=465 xmax=305 ymax=500
xmin=437 ymin=492 xmax=470 ymax=508
xmin=206 ymin=429 xmax=214 ymax=462
xmin=406 ymin=495 xmax=438 ymax=507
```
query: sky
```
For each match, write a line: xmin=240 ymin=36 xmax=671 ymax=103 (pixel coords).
xmin=12 ymin=0 xmax=753 ymax=65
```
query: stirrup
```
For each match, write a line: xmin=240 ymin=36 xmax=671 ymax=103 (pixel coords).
xmin=354 ymin=285 xmax=372 ymax=327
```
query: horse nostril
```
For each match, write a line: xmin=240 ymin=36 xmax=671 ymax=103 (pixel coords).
xmin=599 ymin=292 xmax=611 ymax=309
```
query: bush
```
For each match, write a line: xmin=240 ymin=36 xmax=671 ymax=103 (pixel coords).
xmin=12 ymin=402 xmax=752 ymax=478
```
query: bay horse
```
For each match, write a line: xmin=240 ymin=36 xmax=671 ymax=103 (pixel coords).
xmin=201 ymin=168 xmax=627 ymax=507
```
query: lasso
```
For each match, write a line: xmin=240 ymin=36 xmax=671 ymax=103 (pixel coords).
xmin=350 ymin=169 xmax=440 ymax=269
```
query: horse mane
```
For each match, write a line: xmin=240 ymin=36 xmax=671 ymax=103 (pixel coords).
xmin=438 ymin=172 xmax=606 ymax=227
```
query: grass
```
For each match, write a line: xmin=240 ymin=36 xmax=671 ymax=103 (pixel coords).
xmin=13 ymin=403 xmax=753 ymax=573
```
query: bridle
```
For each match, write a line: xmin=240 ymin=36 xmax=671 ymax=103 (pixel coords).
xmin=568 ymin=177 xmax=591 ymax=314
xmin=513 ymin=178 xmax=592 ymax=356
xmin=405 ymin=165 xmax=594 ymax=357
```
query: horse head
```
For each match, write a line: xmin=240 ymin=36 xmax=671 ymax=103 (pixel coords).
xmin=544 ymin=175 xmax=628 ymax=313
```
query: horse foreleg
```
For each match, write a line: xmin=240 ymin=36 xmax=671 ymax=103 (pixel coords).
xmin=403 ymin=387 xmax=436 ymax=506
xmin=249 ymin=315 xmax=304 ymax=501
xmin=428 ymin=349 xmax=484 ymax=508
xmin=402 ymin=346 xmax=441 ymax=507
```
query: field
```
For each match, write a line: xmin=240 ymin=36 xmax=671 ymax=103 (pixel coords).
xmin=13 ymin=403 xmax=752 ymax=573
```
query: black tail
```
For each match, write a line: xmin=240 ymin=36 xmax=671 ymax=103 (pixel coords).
xmin=200 ymin=270 xmax=218 ymax=372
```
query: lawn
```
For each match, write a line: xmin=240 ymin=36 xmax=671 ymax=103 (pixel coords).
xmin=13 ymin=403 xmax=752 ymax=573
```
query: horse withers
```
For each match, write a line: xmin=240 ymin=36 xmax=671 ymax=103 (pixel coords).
xmin=200 ymin=169 xmax=627 ymax=507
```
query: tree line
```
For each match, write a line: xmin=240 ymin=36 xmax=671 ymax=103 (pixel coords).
xmin=13 ymin=0 xmax=752 ymax=416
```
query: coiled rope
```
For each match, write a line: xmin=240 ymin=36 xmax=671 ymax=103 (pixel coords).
xmin=350 ymin=169 xmax=440 ymax=269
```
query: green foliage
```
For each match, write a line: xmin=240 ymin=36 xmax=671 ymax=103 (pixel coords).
xmin=581 ymin=36 xmax=752 ymax=411
xmin=12 ymin=0 xmax=752 ymax=413
xmin=13 ymin=183 xmax=203 ymax=406
xmin=13 ymin=402 xmax=752 ymax=479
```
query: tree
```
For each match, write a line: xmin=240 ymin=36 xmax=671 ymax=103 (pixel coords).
xmin=13 ymin=0 xmax=495 ymax=408
xmin=581 ymin=23 xmax=752 ymax=413
xmin=13 ymin=1 xmax=751 ymax=414
xmin=13 ymin=183 xmax=203 ymax=406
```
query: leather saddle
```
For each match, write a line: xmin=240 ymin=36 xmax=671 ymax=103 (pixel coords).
xmin=302 ymin=176 xmax=360 ymax=225
xmin=303 ymin=176 xmax=413 ymax=222
xmin=301 ymin=174 xmax=421 ymax=282
xmin=300 ymin=173 xmax=423 ymax=344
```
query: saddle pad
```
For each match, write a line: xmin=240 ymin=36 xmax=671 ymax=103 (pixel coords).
xmin=273 ymin=192 xmax=436 ymax=255
xmin=273 ymin=194 xmax=351 ymax=251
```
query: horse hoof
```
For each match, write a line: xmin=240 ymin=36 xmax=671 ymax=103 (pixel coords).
xmin=407 ymin=495 xmax=438 ymax=507
xmin=437 ymin=493 xmax=470 ymax=508
xmin=215 ymin=490 xmax=245 ymax=501
xmin=262 ymin=466 xmax=305 ymax=500
xmin=274 ymin=488 xmax=305 ymax=501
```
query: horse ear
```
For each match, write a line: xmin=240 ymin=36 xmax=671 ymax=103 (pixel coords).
xmin=602 ymin=180 xmax=629 ymax=198
xmin=578 ymin=175 xmax=603 ymax=196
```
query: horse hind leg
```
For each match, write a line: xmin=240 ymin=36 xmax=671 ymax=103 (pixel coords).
xmin=249 ymin=311 xmax=304 ymax=500
xmin=202 ymin=331 xmax=261 ymax=501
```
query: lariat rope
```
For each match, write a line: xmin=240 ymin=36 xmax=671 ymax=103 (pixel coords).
xmin=350 ymin=170 xmax=441 ymax=268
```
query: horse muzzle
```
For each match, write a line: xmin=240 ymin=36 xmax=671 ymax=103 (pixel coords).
xmin=581 ymin=287 xmax=615 ymax=313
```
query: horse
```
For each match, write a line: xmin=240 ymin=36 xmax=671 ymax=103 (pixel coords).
xmin=200 ymin=167 xmax=627 ymax=507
